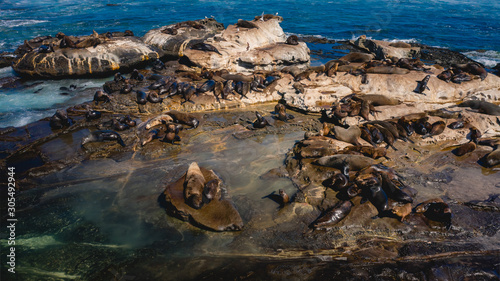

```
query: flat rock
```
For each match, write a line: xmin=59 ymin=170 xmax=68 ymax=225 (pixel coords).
xmin=12 ymin=37 xmax=159 ymax=78
xmin=163 ymin=166 xmax=244 ymax=232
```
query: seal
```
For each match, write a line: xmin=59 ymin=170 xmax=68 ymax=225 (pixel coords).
xmin=452 ymin=73 xmax=472 ymax=84
xmin=332 ymin=125 xmax=361 ymax=145
xmin=415 ymin=75 xmax=431 ymax=95
xmin=144 ymin=114 xmax=174 ymax=129
xmin=221 ymin=74 xmax=254 ymax=83
xmin=130 ymin=69 xmax=145 ymax=81
xmin=163 ymin=123 xmax=181 ymax=144
xmin=437 ymin=69 xmax=453 ymax=83
xmin=236 ymin=19 xmax=259 ymax=29
xmin=453 ymin=141 xmax=476 ymax=156
xmin=85 ymin=109 xmax=101 ymax=121
xmin=184 ymin=162 xmax=205 ymax=209
xmin=93 ymin=90 xmax=110 ymax=105
xmin=469 ymin=126 xmax=482 ymax=143
xmin=253 ymin=111 xmax=269 ymax=129
xmin=312 ymin=200 xmax=353 ymax=229
xmin=81 ymin=130 xmax=125 ymax=147
xmin=147 ymin=92 xmax=164 ymax=103
xmin=285 ymin=35 xmax=299 ymax=45
xmin=49 ymin=109 xmax=72 ymax=129
xmin=197 ymin=80 xmax=216 ymax=93
xmin=339 ymin=52 xmax=374 ymax=63
xmin=448 ymin=120 xmax=465 ymax=129
xmin=315 ymin=154 xmax=375 ymax=171
xmin=342 ymin=146 xmax=388 ymax=160
xmin=190 ymin=43 xmax=222 ymax=55
xmin=391 ymin=203 xmax=412 ymax=222
xmin=118 ymin=115 xmax=136 ymax=127
xmin=422 ymin=201 xmax=452 ymax=228
xmin=356 ymin=174 xmax=388 ymax=214
xmin=140 ymin=128 xmax=161 ymax=146
xmin=136 ymin=90 xmax=148 ymax=105
xmin=203 ymin=178 xmax=222 ymax=202
xmin=274 ymin=103 xmax=294 ymax=121
xmin=457 ymin=100 xmax=500 ymax=116
xmin=365 ymin=66 xmax=410 ymax=75
xmin=120 ymin=84 xmax=133 ymax=94
xmin=422 ymin=120 xmax=446 ymax=139
xmin=279 ymin=189 xmax=290 ymax=206
xmin=414 ymin=198 xmax=444 ymax=213
xmin=166 ymin=110 xmax=200 ymax=128
xmin=324 ymin=173 xmax=349 ymax=190
xmin=486 ymin=147 xmax=500 ymax=167
xmin=379 ymin=173 xmax=413 ymax=203
xmin=222 ymin=80 xmax=234 ymax=99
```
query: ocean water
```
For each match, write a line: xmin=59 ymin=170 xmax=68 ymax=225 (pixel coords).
xmin=0 ymin=0 xmax=499 ymax=127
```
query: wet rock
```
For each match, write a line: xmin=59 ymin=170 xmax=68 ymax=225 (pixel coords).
xmin=12 ymin=37 xmax=159 ymax=78
xmin=142 ymin=18 xmax=224 ymax=59
xmin=0 ymin=52 xmax=16 ymax=68
xmin=163 ymin=165 xmax=244 ymax=231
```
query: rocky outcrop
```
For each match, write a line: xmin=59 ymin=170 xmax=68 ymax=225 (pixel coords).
xmin=163 ymin=164 xmax=244 ymax=231
xmin=182 ymin=17 xmax=310 ymax=73
xmin=142 ymin=18 xmax=225 ymax=59
xmin=12 ymin=37 xmax=159 ymax=78
xmin=350 ymin=36 xmax=420 ymax=60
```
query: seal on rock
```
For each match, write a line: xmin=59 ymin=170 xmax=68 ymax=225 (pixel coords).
xmin=184 ymin=162 xmax=206 ymax=209
xmin=81 ymin=130 xmax=125 ymax=147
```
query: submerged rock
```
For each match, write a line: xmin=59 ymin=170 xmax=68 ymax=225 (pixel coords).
xmin=163 ymin=165 xmax=244 ymax=231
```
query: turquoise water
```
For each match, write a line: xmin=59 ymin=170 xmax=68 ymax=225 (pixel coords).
xmin=0 ymin=0 xmax=499 ymax=128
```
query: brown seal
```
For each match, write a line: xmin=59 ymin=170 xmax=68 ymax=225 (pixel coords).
xmin=81 ymin=130 xmax=125 ymax=147
xmin=203 ymin=178 xmax=222 ymax=202
xmin=453 ymin=141 xmax=476 ymax=156
xmin=422 ymin=120 xmax=446 ymax=139
xmin=166 ymin=110 xmax=200 ymax=128
xmin=144 ymin=114 xmax=174 ymax=129
xmin=285 ymin=35 xmax=299 ymax=45
xmin=391 ymin=203 xmax=412 ymax=221
xmin=365 ymin=66 xmax=410 ymax=75
xmin=279 ymin=189 xmax=290 ymax=206
xmin=184 ymin=162 xmax=206 ymax=209
xmin=312 ymin=200 xmax=353 ymax=229
xmin=332 ymin=125 xmax=362 ymax=145
xmin=486 ymin=147 xmax=500 ymax=167
xmin=388 ymin=41 xmax=412 ymax=48
xmin=339 ymin=52 xmax=374 ymax=63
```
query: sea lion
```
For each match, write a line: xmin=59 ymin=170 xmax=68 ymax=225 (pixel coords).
xmin=391 ymin=203 xmax=412 ymax=221
xmin=389 ymin=41 xmax=412 ymax=48
xmin=136 ymin=91 xmax=147 ymax=105
xmin=325 ymin=173 xmax=349 ymax=190
xmin=356 ymin=174 xmax=388 ymax=214
xmin=93 ymin=90 xmax=110 ymax=105
xmin=379 ymin=173 xmax=413 ymax=204
xmin=370 ymin=123 xmax=398 ymax=150
xmin=197 ymin=80 xmax=216 ymax=93
xmin=49 ymin=109 xmax=72 ymax=129
xmin=414 ymin=198 xmax=445 ymax=213
xmin=415 ymin=75 xmax=431 ymax=95
xmin=342 ymin=146 xmax=388 ymax=159
xmin=360 ymin=126 xmax=377 ymax=147
xmin=221 ymin=74 xmax=254 ymax=83
xmin=161 ymin=27 xmax=178 ymax=35
xmin=85 ymin=110 xmax=101 ymax=121
xmin=453 ymin=63 xmax=488 ymax=81
xmin=75 ymin=36 xmax=101 ymax=48
xmin=453 ymin=141 xmax=476 ymax=156
xmin=140 ymin=128 xmax=161 ymax=146
xmin=203 ymin=179 xmax=222 ymax=202
xmin=213 ymin=81 xmax=223 ymax=100
xmin=315 ymin=154 xmax=375 ymax=171
xmin=118 ymin=115 xmax=136 ymax=127
xmin=114 ymin=72 xmax=126 ymax=82
xmin=163 ymin=123 xmax=181 ymax=144
xmin=412 ymin=117 xmax=431 ymax=135
xmin=166 ymin=110 xmax=200 ymax=128
xmin=457 ymin=100 xmax=500 ymax=116
xmin=59 ymin=35 xmax=76 ymax=48
xmin=312 ymin=200 xmax=353 ymax=229
xmin=422 ymin=121 xmax=446 ymax=139
xmin=448 ymin=120 xmax=465 ymax=129
xmin=152 ymin=59 xmax=165 ymax=72
xmin=437 ymin=69 xmax=453 ymax=83
xmin=365 ymin=124 xmax=384 ymax=145
xmin=253 ymin=111 xmax=269 ymax=129
xmin=147 ymin=92 xmax=163 ymax=103
xmin=190 ymin=43 xmax=222 ymax=55
xmin=359 ymin=94 xmax=401 ymax=106
xmin=222 ymin=80 xmax=234 ymax=99
xmin=485 ymin=147 xmax=500 ymax=167
xmin=279 ymin=189 xmax=290 ymax=206
xmin=365 ymin=66 xmax=410 ymax=75
xmin=274 ymin=103 xmax=294 ymax=121
xmin=130 ymin=69 xmax=144 ymax=81
xmin=182 ymin=86 xmax=196 ymax=103
xmin=81 ymin=130 xmax=125 ymax=147
xmin=285 ymin=35 xmax=299 ymax=45
xmin=144 ymin=114 xmax=174 ymax=129
xmin=469 ymin=127 xmax=482 ymax=143
xmin=184 ymin=162 xmax=205 ymax=209
xmin=332 ymin=125 xmax=362 ymax=145
xmin=339 ymin=52 xmax=374 ymax=63
xmin=422 ymin=202 xmax=452 ymax=228
xmin=120 ymin=84 xmax=133 ymax=94
xmin=451 ymin=73 xmax=472 ymax=84
xmin=236 ymin=19 xmax=259 ymax=29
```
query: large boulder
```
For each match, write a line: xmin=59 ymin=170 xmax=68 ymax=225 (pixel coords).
xmin=351 ymin=36 xmax=420 ymax=60
xmin=12 ymin=36 xmax=159 ymax=78
xmin=182 ymin=16 xmax=310 ymax=73
xmin=142 ymin=18 xmax=225 ymax=59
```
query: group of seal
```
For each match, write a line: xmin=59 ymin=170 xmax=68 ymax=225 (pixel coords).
xmin=437 ymin=63 xmax=488 ymax=83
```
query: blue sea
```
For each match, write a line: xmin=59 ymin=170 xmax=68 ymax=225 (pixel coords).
xmin=0 ymin=0 xmax=499 ymax=127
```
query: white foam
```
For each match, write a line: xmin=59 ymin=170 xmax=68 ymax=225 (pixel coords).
xmin=0 ymin=19 xmax=49 ymax=28
xmin=383 ymin=38 xmax=419 ymax=44
xmin=462 ymin=50 xmax=500 ymax=68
